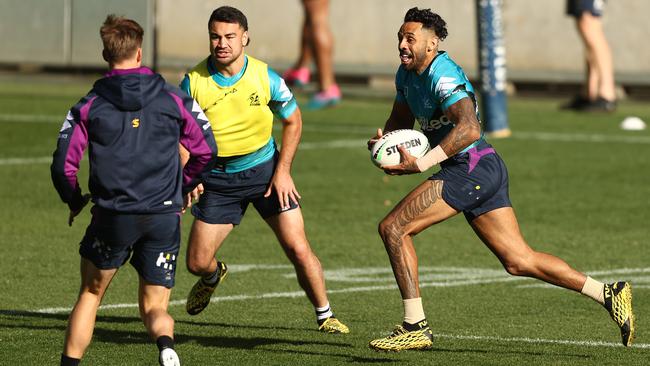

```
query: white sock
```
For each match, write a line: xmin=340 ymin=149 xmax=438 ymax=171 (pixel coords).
xmin=315 ymin=302 xmax=333 ymax=321
xmin=403 ymin=297 xmax=426 ymax=324
xmin=581 ymin=276 xmax=605 ymax=305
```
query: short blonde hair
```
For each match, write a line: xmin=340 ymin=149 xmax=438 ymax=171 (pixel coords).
xmin=100 ymin=15 xmax=143 ymax=64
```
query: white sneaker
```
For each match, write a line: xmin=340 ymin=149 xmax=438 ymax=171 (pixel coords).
xmin=159 ymin=348 xmax=180 ymax=366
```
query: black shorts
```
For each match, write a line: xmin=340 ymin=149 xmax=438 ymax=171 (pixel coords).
xmin=429 ymin=140 xmax=512 ymax=222
xmin=79 ymin=207 xmax=180 ymax=288
xmin=567 ymin=0 xmax=605 ymax=17
xmin=191 ymin=154 xmax=299 ymax=225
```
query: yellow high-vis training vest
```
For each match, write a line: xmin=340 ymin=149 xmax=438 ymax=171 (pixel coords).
xmin=186 ymin=55 xmax=273 ymax=157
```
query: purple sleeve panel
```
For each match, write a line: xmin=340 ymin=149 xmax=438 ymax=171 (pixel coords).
xmin=168 ymin=92 xmax=218 ymax=192
xmin=64 ymin=97 xmax=94 ymax=189
xmin=51 ymin=96 xmax=95 ymax=210
xmin=62 ymin=125 xmax=84 ymax=190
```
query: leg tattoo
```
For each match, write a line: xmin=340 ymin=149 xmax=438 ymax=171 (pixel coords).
xmin=382 ymin=181 xmax=444 ymax=297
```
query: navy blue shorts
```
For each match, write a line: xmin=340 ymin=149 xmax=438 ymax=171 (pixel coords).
xmin=79 ymin=207 xmax=180 ymax=288
xmin=567 ymin=0 xmax=604 ymax=17
xmin=429 ymin=141 xmax=511 ymax=222
xmin=191 ymin=154 xmax=299 ymax=225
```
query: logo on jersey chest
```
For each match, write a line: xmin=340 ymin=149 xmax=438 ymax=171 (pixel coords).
xmin=248 ymin=92 xmax=260 ymax=106
xmin=417 ymin=115 xmax=454 ymax=131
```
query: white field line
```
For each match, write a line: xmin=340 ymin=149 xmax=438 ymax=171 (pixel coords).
xmin=27 ymin=265 xmax=650 ymax=348
xmin=518 ymin=268 xmax=650 ymax=289
xmin=0 ymin=139 xmax=368 ymax=166
xmin=512 ymin=131 xmax=650 ymax=144
xmin=0 ymin=157 xmax=52 ymax=166
xmin=520 ymin=284 xmax=650 ymax=290
xmin=3 ymin=128 xmax=650 ymax=166
xmin=433 ymin=333 xmax=650 ymax=349
xmin=299 ymin=139 xmax=367 ymax=149
xmin=34 ymin=276 xmax=522 ymax=315
xmin=0 ymin=114 xmax=62 ymax=123
xmin=298 ymin=126 xmax=650 ymax=145
xmin=2 ymin=111 xmax=650 ymax=167
xmin=2 ymin=112 xmax=650 ymax=142
xmin=31 ymin=290 xmax=650 ymax=350
xmin=0 ymin=156 xmax=52 ymax=165
xmin=33 ymin=266 xmax=650 ymax=314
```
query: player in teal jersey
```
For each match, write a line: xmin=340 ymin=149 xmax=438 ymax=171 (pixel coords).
xmin=394 ymin=48 xmax=479 ymax=150
xmin=367 ymin=7 xmax=634 ymax=352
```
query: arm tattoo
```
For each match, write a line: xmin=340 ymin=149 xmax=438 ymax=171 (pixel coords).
xmin=439 ymin=98 xmax=481 ymax=156
xmin=382 ymin=181 xmax=444 ymax=297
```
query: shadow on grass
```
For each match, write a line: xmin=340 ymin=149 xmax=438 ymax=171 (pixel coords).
xmin=254 ymin=347 xmax=403 ymax=363
xmin=174 ymin=332 xmax=402 ymax=363
xmin=0 ymin=309 xmax=142 ymax=324
xmin=0 ymin=309 xmax=594 ymax=362
xmin=177 ymin=319 xmax=308 ymax=332
xmin=1 ymin=308 xmax=395 ymax=362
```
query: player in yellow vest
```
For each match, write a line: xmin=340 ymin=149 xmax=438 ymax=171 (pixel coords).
xmin=180 ymin=6 xmax=348 ymax=334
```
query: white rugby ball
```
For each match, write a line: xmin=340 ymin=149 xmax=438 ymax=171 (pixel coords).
xmin=620 ymin=116 xmax=646 ymax=131
xmin=370 ymin=129 xmax=430 ymax=167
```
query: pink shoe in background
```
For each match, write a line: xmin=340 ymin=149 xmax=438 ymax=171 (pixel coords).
xmin=307 ymin=84 xmax=341 ymax=110
xmin=282 ymin=67 xmax=310 ymax=87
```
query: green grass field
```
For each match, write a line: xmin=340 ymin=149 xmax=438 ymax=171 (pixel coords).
xmin=1 ymin=76 xmax=649 ymax=365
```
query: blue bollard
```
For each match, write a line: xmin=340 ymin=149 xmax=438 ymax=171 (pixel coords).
xmin=476 ymin=0 xmax=511 ymax=137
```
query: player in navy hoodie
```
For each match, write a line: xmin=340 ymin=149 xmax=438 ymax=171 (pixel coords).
xmin=51 ymin=15 xmax=217 ymax=366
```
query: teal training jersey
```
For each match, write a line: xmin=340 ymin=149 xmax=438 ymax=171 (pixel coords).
xmin=395 ymin=51 xmax=482 ymax=154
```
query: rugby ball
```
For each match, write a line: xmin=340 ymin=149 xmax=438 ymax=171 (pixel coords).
xmin=370 ymin=129 xmax=430 ymax=167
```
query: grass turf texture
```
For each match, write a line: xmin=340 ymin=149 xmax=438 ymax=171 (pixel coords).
xmin=1 ymin=78 xmax=649 ymax=365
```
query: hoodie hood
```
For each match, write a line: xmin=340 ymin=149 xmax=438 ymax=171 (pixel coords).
xmin=93 ymin=67 xmax=165 ymax=111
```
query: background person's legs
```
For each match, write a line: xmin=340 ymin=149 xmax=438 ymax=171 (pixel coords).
xmin=284 ymin=0 xmax=341 ymax=108
xmin=303 ymin=0 xmax=336 ymax=93
xmin=284 ymin=21 xmax=312 ymax=87
xmin=576 ymin=12 xmax=616 ymax=103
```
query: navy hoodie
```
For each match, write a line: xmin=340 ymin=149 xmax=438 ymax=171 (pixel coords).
xmin=51 ymin=67 xmax=218 ymax=213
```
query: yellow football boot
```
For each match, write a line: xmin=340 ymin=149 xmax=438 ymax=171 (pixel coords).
xmin=318 ymin=317 xmax=350 ymax=334
xmin=186 ymin=261 xmax=228 ymax=315
xmin=603 ymin=281 xmax=635 ymax=346
xmin=369 ymin=322 xmax=433 ymax=352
